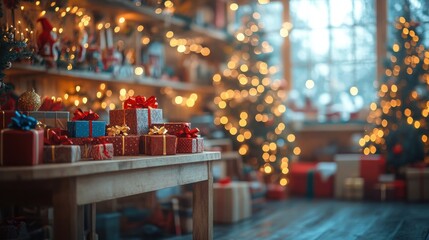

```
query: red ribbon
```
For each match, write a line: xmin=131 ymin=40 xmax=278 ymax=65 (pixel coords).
xmin=72 ymin=108 xmax=99 ymax=121
xmin=94 ymin=138 xmax=112 ymax=159
xmin=45 ymin=131 xmax=73 ymax=145
xmin=176 ymin=126 xmax=200 ymax=138
xmin=38 ymin=97 xmax=63 ymax=111
xmin=123 ymin=96 xmax=158 ymax=109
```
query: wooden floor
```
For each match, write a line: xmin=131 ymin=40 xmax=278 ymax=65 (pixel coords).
xmin=168 ymin=198 xmax=429 ymax=240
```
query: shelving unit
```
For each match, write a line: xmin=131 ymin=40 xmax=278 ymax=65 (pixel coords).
xmin=6 ymin=64 xmax=214 ymax=94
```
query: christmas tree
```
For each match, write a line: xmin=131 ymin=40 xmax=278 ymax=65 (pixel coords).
xmin=362 ymin=5 xmax=429 ymax=168
xmin=213 ymin=9 xmax=298 ymax=185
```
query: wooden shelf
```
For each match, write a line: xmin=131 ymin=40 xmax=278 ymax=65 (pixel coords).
xmin=89 ymin=0 xmax=229 ymax=43
xmin=6 ymin=64 xmax=214 ymax=94
xmin=292 ymin=121 xmax=366 ymax=133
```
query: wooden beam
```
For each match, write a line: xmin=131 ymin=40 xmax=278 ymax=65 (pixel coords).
xmin=376 ymin=0 xmax=387 ymax=85
xmin=193 ymin=161 xmax=213 ymax=240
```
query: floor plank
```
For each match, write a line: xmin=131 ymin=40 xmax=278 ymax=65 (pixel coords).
xmin=166 ymin=198 xmax=429 ymax=240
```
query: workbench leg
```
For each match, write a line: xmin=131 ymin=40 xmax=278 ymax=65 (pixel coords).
xmin=53 ymin=178 xmax=83 ymax=240
xmin=193 ymin=161 xmax=213 ymax=240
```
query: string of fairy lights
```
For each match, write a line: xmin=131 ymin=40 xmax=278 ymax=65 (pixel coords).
xmin=361 ymin=16 xmax=429 ymax=156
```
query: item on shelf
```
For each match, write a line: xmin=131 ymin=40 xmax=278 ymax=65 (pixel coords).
xmin=69 ymin=137 xmax=95 ymax=159
xmin=23 ymin=110 xmax=69 ymax=130
xmin=101 ymin=135 xmax=140 ymax=156
xmin=151 ymin=122 xmax=191 ymax=136
xmin=334 ymin=154 xmax=361 ymax=199
xmin=106 ymin=124 xmax=130 ymax=137
xmin=266 ymin=184 xmax=287 ymax=200
xmin=405 ymin=167 xmax=429 ymax=202
xmin=67 ymin=109 xmax=106 ymax=138
xmin=91 ymin=140 xmax=114 ymax=160
xmin=176 ymin=126 xmax=203 ymax=154
xmin=43 ymin=145 xmax=81 ymax=164
xmin=17 ymin=89 xmax=41 ymax=111
xmin=109 ymin=96 xmax=162 ymax=135
xmin=360 ymin=154 xmax=386 ymax=199
xmin=0 ymin=111 xmax=43 ymax=166
xmin=343 ymin=177 xmax=364 ymax=200
xmin=38 ymin=97 xmax=64 ymax=111
xmin=141 ymin=126 xmax=177 ymax=156
xmin=0 ymin=110 xmax=15 ymax=130
xmin=36 ymin=17 xmax=59 ymax=68
xmin=213 ymin=181 xmax=252 ymax=223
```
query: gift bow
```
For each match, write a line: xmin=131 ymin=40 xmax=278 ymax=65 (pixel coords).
xmin=72 ymin=108 xmax=99 ymax=121
xmin=39 ymin=97 xmax=63 ymax=111
xmin=45 ymin=131 xmax=73 ymax=145
xmin=107 ymin=124 xmax=130 ymax=136
xmin=93 ymin=138 xmax=112 ymax=158
xmin=124 ymin=96 xmax=158 ymax=109
xmin=148 ymin=126 xmax=168 ymax=135
xmin=8 ymin=111 xmax=38 ymax=130
xmin=176 ymin=126 xmax=199 ymax=138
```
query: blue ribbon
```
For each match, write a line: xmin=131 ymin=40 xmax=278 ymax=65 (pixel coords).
xmin=8 ymin=111 xmax=38 ymax=130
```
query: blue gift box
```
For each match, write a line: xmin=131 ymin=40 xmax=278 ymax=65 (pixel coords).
xmin=67 ymin=120 xmax=106 ymax=138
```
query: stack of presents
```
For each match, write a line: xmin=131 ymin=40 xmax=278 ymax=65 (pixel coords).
xmin=0 ymin=95 xmax=204 ymax=166
xmin=289 ymin=154 xmax=429 ymax=202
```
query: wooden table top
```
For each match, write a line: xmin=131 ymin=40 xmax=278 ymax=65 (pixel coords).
xmin=0 ymin=151 xmax=221 ymax=181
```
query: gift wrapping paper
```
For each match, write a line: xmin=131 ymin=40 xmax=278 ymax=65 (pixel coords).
xmin=24 ymin=111 xmax=69 ymax=130
xmin=100 ymin=135 xmax=140 ymax=156
xmin=91 ymin=143 xmax=114 ymax=160
xmin=334 ymin=154 xmax=361 ymax=199
xmin=141 ymin=135 xmax=177 ymax=156
xmin=43 ymin=145 xmax=81 ymax=163
xmin=151 ymin=122 xmax=191 ymax=136
xmin=0 ymin=110 xmax=15 ymax=130
xmin=213 ymin=182 xmax=252 ymax=223
xmin=343 ymin=177 xmax=364 ymax=200
xmin=109 ymin=108 xmax=163 ymax=135
xmin=266 ymin=184 xmax=287 ymax=200
xmin=405 ymin=167 xmax=429 ymax=201
xmin=289 ymin=162 xmax=317 ymax=197
xmin=360 ymin=154 xmax=385 ymax=199
xmin=372 ymin=182 xmax=395 ymax=201
xmin=1 ymin=129 xmax=44 ymax=166
xmin=69 ymin=137 xmax=95 ymax=159
xmin=67 ymin=120 xmax=106 ymax=138
xmin=176 ymin=137 xmax=204 ymax=153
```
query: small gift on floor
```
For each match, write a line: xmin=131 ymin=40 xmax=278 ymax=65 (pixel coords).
xmin=1 ymin=111 xmax=44 ymax=166
xmin=44 ymin=131 xmax=81 ymax=163
xmin=334 ymin=154 xmax=361 ymax=199
xmin=175 ymin=126 xmax=203 ymax=154
xmin=405 ymin=167 xmax=429 ymax=202
xmin=360 ymin=154 xmax=386 ymax=199
xmin=141 ymin=126 xmax=176 ymax=155
xmin=266 ymin=184 xmax=287 ymax=200
xmin=67 ymin=109 xmax=106 ymax=138
xmin=109 ymin=96 xmax=163 ymax=135
xmin=151 ymin=122 xmax=191 ymax=136
xmin=91 ymin=138 xmax=114 ymax=160
xmin=343 ymin=177 xmax=364 ymax=200
xmin=100 ymin=125 xmax=139 ymax=156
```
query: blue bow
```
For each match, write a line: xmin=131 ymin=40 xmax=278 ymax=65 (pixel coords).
xmin=8 ymin=111 xmax=38 ymax=130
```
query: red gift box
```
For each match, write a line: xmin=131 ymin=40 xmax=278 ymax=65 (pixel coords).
xmin=151 ymin=122 xmax=191 ymax=136
xmin=360 ymin=154 xmax=386 ymax=199
xmin=1 ymin=129 xmax=44 ymax=166
xmin=91 ymin=143 xmax=114 ymax=160
xmin=313 ymin=170 xmax=334 ymax=198
xmin=176 ymin=137 xmax=204 ymax=153
xmin=69 ymin=137 xmax=95 ymax=159
xmin=289 ymin=162 xmax=317 ymax=196
xmin=266 ymin=184 xmax=287 ymax=200
xmin=100 ymin=135 xmax=140 ymax=156
xmin=142 ymin=135 xmax=177 ymax=156
xmin=0 ymin=110 xmax=15 ymax=130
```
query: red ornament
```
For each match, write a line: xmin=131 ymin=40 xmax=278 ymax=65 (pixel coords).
xmin=393 ymin=143 xmax=403 ymax=155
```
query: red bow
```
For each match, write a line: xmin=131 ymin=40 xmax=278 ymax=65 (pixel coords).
xmin=72 ymin=108 xmax=99 ymax=121
xmin=39 ymin=97 xmax=63 ymax=111
xmin=176 ymin=126 xmax=200 ymax=138
xmin=45 ymin=131 xmax=73 ymax=145
xmin=93 ymin=138 xmax=112 ymax=159
xmin=124 ymin=96 xmax=158 ymax=109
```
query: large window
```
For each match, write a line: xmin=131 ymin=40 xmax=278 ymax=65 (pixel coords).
xmin=288 ymin=0 xmax=377 ymax=121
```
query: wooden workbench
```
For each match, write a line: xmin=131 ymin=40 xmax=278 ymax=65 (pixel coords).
xmin=0 ymin=151 xmax=221 ymax=240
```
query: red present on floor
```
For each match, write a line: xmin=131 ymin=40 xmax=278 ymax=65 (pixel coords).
xmin=313 ymin=162 xmax=336 ymax=198
xmin=360 ymin=154 xmax=386 ymax=199
xmin=289 ymin=162 xmax=317 ymax=196
xmin=266 ymin=184 xmax=287 ymax=200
